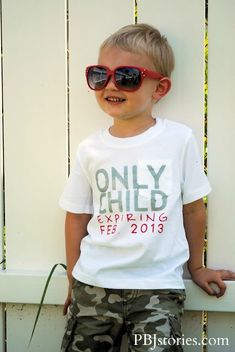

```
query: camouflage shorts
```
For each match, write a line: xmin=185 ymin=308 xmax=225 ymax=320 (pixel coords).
xmin=61 ymin=279 xmax=186 ymax=352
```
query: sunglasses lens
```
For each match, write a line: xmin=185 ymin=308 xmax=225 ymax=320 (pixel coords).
xmin=115 ymin=67 xmax=141 ymax=90
xmin=87 ymin=66 xmax=142 ymax=91
xmin=87 ymin=66 xmax=107 ymax=90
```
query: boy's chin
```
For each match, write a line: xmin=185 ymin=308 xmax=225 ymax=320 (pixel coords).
xmin=104 ymin=112 xmax=127 ymax=120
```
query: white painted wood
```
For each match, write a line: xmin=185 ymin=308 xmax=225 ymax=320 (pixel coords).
xmin=182 ymin=312 xmax=203 ymax=352
xmin=207 ymin=0 xmax=235 ymax=347
xmin=0 ymin=270 xmax=67 ymax=305
xmin=69 ymin=0 xmax=134 ymax=160
xmin=0 ymin=305 xmax=4 ymax=352
xmin=0 ymin=6 xmax=5 ymax=350
xmin=207 ymin=0 xmax=235 ymax=270
xmin=0 ymin=0 xmax=234 ymax=350
xmin=1 ymin=273 xmax=235 ymax=313
xmin=2 ymin=0 xmax=67 ymax=270
xmin=184 ymin=280 xmax=235 ymax=312
xmin=2 ymin=0 xmax=67 ymax=350
xmin=207 ymin=313 xmax=235 ymax=352
xmin=138 ymin=0 xmax=205 ymax=144
xmin=6 ymin=304 xmax=66 ymax=352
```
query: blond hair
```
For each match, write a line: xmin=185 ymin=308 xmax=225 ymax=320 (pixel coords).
xmin=99 ymin=23 xmax=174 ymax=78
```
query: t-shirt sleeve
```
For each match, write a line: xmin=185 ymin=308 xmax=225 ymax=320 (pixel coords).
xmin=182 ymin=133 xmax=211 ymax=204
xmin=59 ymin=150 xmax=93 ymax=214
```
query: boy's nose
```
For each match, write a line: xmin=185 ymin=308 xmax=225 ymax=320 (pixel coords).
xmin=105 ymin=75 xmax=118 ymax=90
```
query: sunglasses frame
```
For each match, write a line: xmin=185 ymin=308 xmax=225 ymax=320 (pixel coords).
xmin=85 ymin=65 xmax=165 ymax=92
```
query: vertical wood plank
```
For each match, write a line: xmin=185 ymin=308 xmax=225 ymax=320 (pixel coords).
xmin=182 ymin=312 xmax=203 ymax=352
xmin=207 ymin=0 xmax=235 ymax=269
xmin=0 ymin=305 xmax=4 ymax=352
xmin=2 ymin=0 xmax=67 ymax=270
xmin=207 ymin=0 xmax=235 ymax=347
xmin=69 ymin=0 xmax=134 ymax=159
xmin=0 ymin=0 xmax=5 ymax=348
xmin=138 ymin=0 xmax=205 ymax=145
xmin=207 ymin=313 xmax=235 ymax=352
xmin=2 ymin=0 xmax=67 ymax=350
xmin=6 ymin=304 xmax=66 ymax=352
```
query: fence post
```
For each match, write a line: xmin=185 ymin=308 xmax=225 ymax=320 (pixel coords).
xmin=207 ymin=0 xmax=235 ymax=350
xmin=0 ymin=1 xmax=5 ymax=348
xmin=1 ymin=0 xmax=67 ymax=350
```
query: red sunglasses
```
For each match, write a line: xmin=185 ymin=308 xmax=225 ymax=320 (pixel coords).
xmin=86 ymin=65 xmax=164 ymax=92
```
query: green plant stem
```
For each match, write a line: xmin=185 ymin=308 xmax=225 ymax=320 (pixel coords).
xmin=28 ymin=263 xmax=67 ymax=347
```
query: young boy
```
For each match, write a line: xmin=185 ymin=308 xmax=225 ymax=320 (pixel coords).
xmin=59 ymin=24 xmax=235 ymax=352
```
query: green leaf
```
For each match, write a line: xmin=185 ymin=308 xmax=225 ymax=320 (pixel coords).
xmin=28 ymin=263 xmax=67 ymax=347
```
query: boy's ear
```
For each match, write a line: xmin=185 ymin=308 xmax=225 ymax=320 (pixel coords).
xmin=152 ymin=78 xmax=171 ymax=102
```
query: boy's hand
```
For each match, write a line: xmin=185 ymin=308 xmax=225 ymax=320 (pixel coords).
xmin=190 ymin=266 xmax=235 ymax=297
xmin=63 ymin=212 xmax=91 ymax=316
xmin=63 ymin=282 xmax=72 ymax=316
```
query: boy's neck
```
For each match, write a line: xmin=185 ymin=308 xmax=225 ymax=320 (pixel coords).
xmin=109 ymin=116 xmax=156 ymax=138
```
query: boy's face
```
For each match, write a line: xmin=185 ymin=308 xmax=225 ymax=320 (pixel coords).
xmin=95 ymin=47 xmax=167 ymax=123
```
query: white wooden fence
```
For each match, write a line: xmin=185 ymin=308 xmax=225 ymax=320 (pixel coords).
xmin=0 ymin=0 xmax=235 ymax=351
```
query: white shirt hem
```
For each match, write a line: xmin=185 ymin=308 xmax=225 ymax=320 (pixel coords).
xmin=73 ymin=271 xmax=185 ymax=290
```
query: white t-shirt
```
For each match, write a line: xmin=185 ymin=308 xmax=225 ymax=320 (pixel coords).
xmin=59 ymin=118 xmax=211 ymax=289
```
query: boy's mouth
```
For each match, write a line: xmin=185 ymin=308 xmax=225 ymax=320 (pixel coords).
xmin=105 ymin=96 xmax=126 ymax=103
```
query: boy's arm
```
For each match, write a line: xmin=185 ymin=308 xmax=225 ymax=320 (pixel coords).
xmin=63 ymin=211 xmax=91 ymax=315
xmin=183 ymin=199 xmax=235 ymax=297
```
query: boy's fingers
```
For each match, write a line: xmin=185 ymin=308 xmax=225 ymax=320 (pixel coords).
xmin=62 ymin=297 xmax=71 ymax=315
xmin=216 ymin=269 xmax=235 ymax=280
xmin=203 ymin=282 xmax=216 ymax=296
xmin=214 ymin=281 xmax=226 ymax=297
xmin=206 ymin=279 xmax=226 ymax=297
xmin=63 ymin=303 xmax=68 ymax=316
xmin=208 ymin=278 xmax=226 ymax=297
